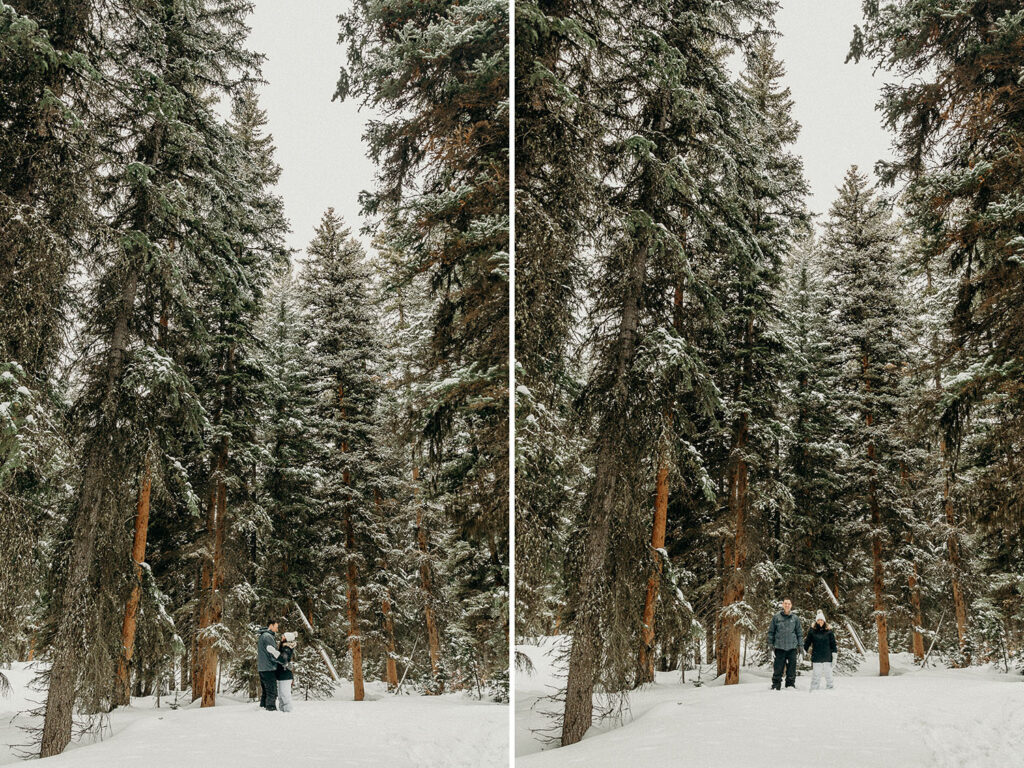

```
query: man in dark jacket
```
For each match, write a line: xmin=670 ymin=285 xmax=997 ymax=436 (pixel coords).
xmin=767 ymin=598 xmax=802 ymax=690
xmin=257 ymin=618 xmax=282 ymax=710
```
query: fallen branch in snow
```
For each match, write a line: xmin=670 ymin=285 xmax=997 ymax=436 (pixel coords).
xmin=396 ymin=638 xmax=421 ymax=695
xmin=921 ymin=609 xmax=947 ymax=669
xmin=292 ymin=600 xmax=340 ymax=682
xmin=820 ymin=577 xmax=867 ymax=656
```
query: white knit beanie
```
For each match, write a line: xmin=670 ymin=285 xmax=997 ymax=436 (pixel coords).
xmin=283 ymin=631 xmax=297 ymax=643
xmin=815 ymin=610 xmax=826 ymax=623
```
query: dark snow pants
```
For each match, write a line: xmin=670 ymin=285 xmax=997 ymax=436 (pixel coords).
xmin=259 ymin=671 xmax=278 ymax=710
xmin=772 ymin=648 xmax=797 ymax=688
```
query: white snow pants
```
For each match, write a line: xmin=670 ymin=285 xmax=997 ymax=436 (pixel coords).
xmin=810 ymin=662 xmax=833 ymax=690
xmin=277 ymin=678 xmax=294 ymax=712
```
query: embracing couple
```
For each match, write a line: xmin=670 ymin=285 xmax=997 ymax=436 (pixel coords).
xmin=256 ymin=617 xmax=298 ymax=712
xmin=767 ymin=598 xmax=838 ymax=692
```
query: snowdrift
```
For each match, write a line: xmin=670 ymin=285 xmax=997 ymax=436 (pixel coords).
xmin=0 ymin=663 xmax=507 ymax=767
xmin=516 ymin=636 xmax=1024 ymax=768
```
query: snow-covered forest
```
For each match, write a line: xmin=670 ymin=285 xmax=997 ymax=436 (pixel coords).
xmin=0 ymin=0 xmax=508 ymax=761
xmin=515 ymin=0 xmax=1024 ymax=754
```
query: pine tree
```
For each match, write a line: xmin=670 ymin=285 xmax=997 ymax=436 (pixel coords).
xmin=712 ymin=37 xmax=809 ymax=685
xmin=0 ymin=0 xmax=92 ymax=376
xmin=337 ymin=0 xmax=510 ymax=691
xmin=0 ymin=3 xmax=94 ymax=675
xmin=779 ymin=237 xmax=848 ymax=615
xmin=39 ymin=0 xmax=263 ymax=753
xmin=337 ymin=0 xmax=510 ymax=565
xmin=514 ymin=0 xmax=599 ymax=636
xmin=558 ymin=0 xmax=776 ymax=744
xmin=852 ymin=0 xmax=1024 ymax=661
xmin=817 ymin=167 xmax=908 ymax=677
xmin=302 ymin=210 xmax=388 ymax=702
xmin=187 ymin=83 xmax=288 ymax=708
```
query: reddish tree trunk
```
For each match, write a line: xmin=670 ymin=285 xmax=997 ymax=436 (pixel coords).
xmin=346 ymin=507 xmax=365 ymax=701
xmin=193 ymin=482 xmax=216 ymax=699
xmin=116 ymin=461 xmax=153 ymax=705
xmin=383 ymin=592 xmax=399 ymax=690
xmin=638 ymin=454 xmax=669 ymax=684
xmin=721 ymin=414 xmax=748 ymax=685
xmin=940 ymin=437 xmax=969 ymax=665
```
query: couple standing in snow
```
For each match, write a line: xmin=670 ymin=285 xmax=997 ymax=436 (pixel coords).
xmin=256 ymin=617 xmax=298 ymax=712
xmin=768 ymin=598 xmax=837 ymax=692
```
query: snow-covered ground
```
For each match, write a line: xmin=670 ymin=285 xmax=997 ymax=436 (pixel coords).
xmin=517 ymin=637 xmax=1024 ymax=768
xmin=0 ymin=663 xmax=507 ymax=767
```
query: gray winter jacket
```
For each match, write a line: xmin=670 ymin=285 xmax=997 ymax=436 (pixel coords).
xmin=256 ymin=628 xmax=280 ymax=672
xmin=767 ymin=611 xmax=802 ymax=651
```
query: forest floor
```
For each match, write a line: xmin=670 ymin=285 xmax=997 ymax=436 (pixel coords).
xmin=0 ymin=662 xmax=507 ymax=767
xmin=516 ymin=636 xmax=1024 ymax=768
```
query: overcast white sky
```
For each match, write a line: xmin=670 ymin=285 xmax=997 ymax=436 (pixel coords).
xmin=247 ymin=0 xmax=373 ymax=254
xmin=774 ymin=0 xmax=894 ymax=217
xmin=246 ymin=0 xmax=892 ymax=253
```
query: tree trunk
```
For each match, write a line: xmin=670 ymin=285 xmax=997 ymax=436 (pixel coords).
xmin=908 ymin=562 xmax=925 ymax=661
xmin=345 ymin=507 xmax=365 ymax=702
xmin=195 ymin=443 xmax=227 ymax=707
xmin=200 ymin=473 xmax=226 ymax=707
xmin=941 ymin=437 xmax=969 ymax=665
xmin=721 ymin=413 xmax=748 ymax=686
xmin=562 ymin=470 xmax=616 ymax=746
xmin=413 ymin=465 xmax=443 ymax=691
xmin=638 ymin=452 xmax=669 ymax=684
xmin=193 ymin=478 xmax=216 ymax=699
xmin=115 ymin=460 xmax=153 ymax=706
xmin=870 ymin=495 xmax=889 ymax=676
xmin=40 ymin=268 xmax=139 ymax=758
xmin=562 ymin=242 xmax=645 ymax=747
xmin=383 ymin=591 xmax=399 ymax=690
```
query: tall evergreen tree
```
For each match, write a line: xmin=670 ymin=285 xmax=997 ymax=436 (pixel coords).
xmin=336 ymin=0 xmax=510 ymax=691
xmin=302 ymin=209 xmax=388 ymax=702
xmin=817 ymin=167 xmax=909 ymax=677
xmin=38 ymin=0 xmax=262 ymax=753
xmin=779 ymin=237 xmax=848 ymax=615
xmin=711 ymin=37 xmax=808 ymax=685
xmin=337 ymin=0 xmax=510 ymax=560
xmin=852 ymin=0 xmax=1024 ymax=660
xmin=558 ymin=0 xmax=775 ymax=745
xmin=514 ymin=0 xmax=599 ymax=635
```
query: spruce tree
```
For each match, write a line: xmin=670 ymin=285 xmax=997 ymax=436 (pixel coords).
xmin=558 ymin=0 xmax=775 ymax=744
xmin=337 ymin=0 xmax=510 ymax=561
xmin=852 ymin=0 xmax=1024 ymax=660
xmin=779 ymin=238 xmax=848 ymax=616
xmin=39 ymin=0 xmax=262 ymax=753
xmin=514 ymin=0 xmax=599 ymax=636
xmin=711 ymin=37 xmax=809 ymax=685
xmin=817 ymin=167 xmax=909 ymax=676
xmin=302 ymin=209 xmax=388 ymax=702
